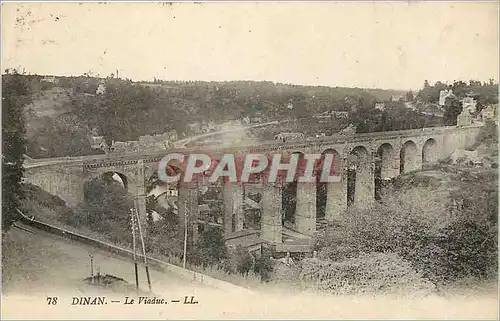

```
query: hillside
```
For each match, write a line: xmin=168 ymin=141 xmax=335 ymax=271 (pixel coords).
xmin=15 ymin=75 xmax=409 ymax=158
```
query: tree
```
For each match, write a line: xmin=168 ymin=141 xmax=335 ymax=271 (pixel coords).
xmin=195 ymin=226 xmax=228 ymax=267
xmin=2 ymin=71 xmax=31 ymax=230
xmin=26 ymin=116 xmax=98 ymax=158
xmin=424 ymin=80 xmax=430 ymax=88
xmin=406 ymin=90 xmax=414 ymax=102
xmin=73 ymin=178 xmax=134 ymax=243
xmin=146 ymin=197 xmax=184 ymax=257
xmin=444 ymin=96 xmax=463 ymax=126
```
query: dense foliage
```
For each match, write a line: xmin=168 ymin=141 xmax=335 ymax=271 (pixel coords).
xmin=297 ymin=253 xmax=436 ymax=295
xmin=313 ymin=169 xmax=498 ymax=286
xmin=19 ymin=75 xmax=413 ymax=151
xmin=64 ymin=178 xmax=134 ymax=244
xmin=189 ymin=226 xmax=228 ymax=267
xmin=417 ymin=79 xmax=498 ymax=108
xmin=145 ymin=196 xmax=184 ymax=257
xmin=2 ymin=72 xmax=31 ymax=230
xmin=352 ymin=103 xmax=443 ymax=133
xmin=68 ymin=78 xmax=390 ymax=143
xmin=443 ymin=96 xmax=463 ymax=126
xmin=26 ymin=116 xmax=99 ymax=158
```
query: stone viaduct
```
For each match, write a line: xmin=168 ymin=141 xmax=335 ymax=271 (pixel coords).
xmin=24 ymin=124 xmax=483 ymax=253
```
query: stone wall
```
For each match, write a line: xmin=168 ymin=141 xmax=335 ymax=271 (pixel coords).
xmin=24 ymin=163 xmax=85 ymax=208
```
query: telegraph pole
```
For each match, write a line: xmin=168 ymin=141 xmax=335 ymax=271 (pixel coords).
xmin=183 ymin=199 xmax=188 ymax=269
xmin=130 ymin=208 xmax=139 ymax=294
xmin=135 ymin=208 xmax=152 ymax=292
xmin=89 ymin=253 xmax=94 ymax=284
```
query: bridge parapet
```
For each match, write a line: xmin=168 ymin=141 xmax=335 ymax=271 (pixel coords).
xmin=24 ymin=124 xmax=484 ymax=171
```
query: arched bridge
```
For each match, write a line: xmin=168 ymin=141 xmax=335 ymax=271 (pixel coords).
xmin=24 ymin=124 xmax=483 ymax=252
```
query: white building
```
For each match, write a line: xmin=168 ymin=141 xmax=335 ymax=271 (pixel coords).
xmin=96 ymin=83 xmax=106 ymax=95
xmin=375 ymin=102 xmax=386 ymax=111
xmin=164 ymin=188 xmax=178 ymax=197
xmin=90 ymin=136 xmax=105 ymax=149
xmin=391 ymin=95 xmax=405 ymax=102
xmin=41 ymin=76 xmax=58 ymax=84
xmin=461 ymin=96 xmax=477 ymax=114
xmin=275 ymin=132 xmax=304 ymax=142
xmin=480 ymin=105 xmax=497 ymax=122
xmin=439 ymin=89 xmax=454 ymax=106
xmin=333 ymin=111 xmax=349 ymax=118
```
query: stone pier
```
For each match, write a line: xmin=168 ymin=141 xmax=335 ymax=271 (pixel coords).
xmin=388 ymin=147 xmax=401 ymax=178
xmin=354 ymin=161 xmax=375 ymax=208
xmin=295 ymin=183 xmax=316 ymax=236
xmin=325 ymin=173 xmax=347 ymax=221
xmin=223 ymin=183 xmax=244 ymax=233
xmin=260 ymin=182 xmax=282 ymax=244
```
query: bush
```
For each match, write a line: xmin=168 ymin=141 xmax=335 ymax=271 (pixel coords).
xmin=314 ymin=169 xmax=498 ymax=285
xmin=270 ymin=261 xmax=300 ymax=285
xmin=428 ymin=220 xmax=498 ymax=282
xmin=470 ymin=120 xmax=498 ymax=150
xmin=297 ymin=253 xmax=436 ymax=296
xmin=253 ymin=251 xmax=274 ymax=282
xmin=224 ymin=246 xmax=254 ymax=275
xmin=314 ymin=186 xmax=448 ymax=262
xmin=439 ymin=156 xmax=452 ymax=165
xmin=20 ymin=184 xmax=74 ymax=222
xmin=192 ymin=226 xmax=228 ymax=267
xmin=60 ymin=178 xmax=134 ymax=245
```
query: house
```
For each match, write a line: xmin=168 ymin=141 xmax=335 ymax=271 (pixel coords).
xmin=275 ymin=132 xmax=305 ymax=142
xmin=338 ymin=124 xmax=356 ymax=136
xmin=417 ymin=103 xmax=444 ymax=118
xmin=480 ymin=105 xmax=498 ymax=122
xmin=461 ymin=96 xmax=477 ymax=114
xmin=374 ymin=102 xmax=386 ymax=111
xmin=198 ymin=204 xmax=211 ymax=215
xmin=188 ymin=122 xmax=202 ymax=134
xmin=439 ymin=89 xmax=455 ymax=106
xmin=332 ymin=111 xmax=349 ymax=118
xmin=138 ymin=130 xmax=178 ymax=151
xmin=201 ymin=121 xmax=218 ymax=133
xmin=391 ymin=94 xmax=405 ymax=102
xmin=110 ymin=140 xmax=140 ymax=153
xmin=41 ymin=76 xmax=58 ymax=84
xmin=139 ymin=130 xmax=178 ymax=144
xmin=164 ymin=188 xmax=178 ymax=197
xmin=242 ymin=117 xmax=251 ymax=125
xmin=90 ymin=136 xmax=105 ymax=150
xmin=313 ymin=111 xmax=331 ymax=119
xmin=96 ymin=83 xmax=106 ymax=95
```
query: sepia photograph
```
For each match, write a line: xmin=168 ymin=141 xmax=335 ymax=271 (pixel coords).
xmin=1 ymin=1 xmax=499 ymax=319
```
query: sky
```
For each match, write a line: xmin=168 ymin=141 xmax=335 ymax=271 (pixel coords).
xmin=2 ymin=1 xmax=499 ymax=90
